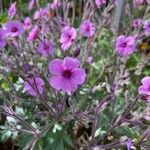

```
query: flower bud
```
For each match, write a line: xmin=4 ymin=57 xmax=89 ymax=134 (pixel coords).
xmin=74 ymin=48 xmax=80 ymax=57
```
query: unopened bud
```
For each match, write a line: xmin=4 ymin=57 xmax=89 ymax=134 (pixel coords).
xmin=74 ymin=48 xmax=80 ymax=57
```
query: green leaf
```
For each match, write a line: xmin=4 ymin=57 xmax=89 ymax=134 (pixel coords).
xmin=63 ymin=134 xmax=74 ymax=148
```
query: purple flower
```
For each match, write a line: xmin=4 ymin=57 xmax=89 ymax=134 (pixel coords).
xmin=29 ymin=0 xmax=36 ymax=10
xmin=27 ymin=25 xmax=38 ymax=42
xmin=134 ymin=0 xmax=144 ymax=5
xmin=95 ymin=0 xmax=106 ymax=6
xmin=80 ymin=20 xmax=95 ymax=37
xmin=132 ymin=18 xmax=142 ymax=28
xmin=8 ymin=2 xmax=16 ymax=19
xmin=24 ymin=17 xmax=32 ymax=30
xmin=49 ymin=57 xmax=86 ymax=93
xmin=126 ymin=139 xmax=133 ymax=150
xmin=37 ymin=40 xmax=55 ymax=57
xmin=144 ymin=20 xmax=150 ymax=36
xmin=60 ymin=26 xmax=77 ymax=51
xmin=0 ymin=29 xmax=6 ymax=48
xmin=41 ymin=8 xmax=50 ymax=20
xmin=138 ymin=76 xmax=150 ymax=102
xmin=24 ymin=77 xmax=45 ymax=96
xmin=5 ymin=21 xmax=24 ymax=37
xmin=115 ymin=35 xmax=135 ymax=57
xmin=33 ymin=10 xmax=41 ymax=20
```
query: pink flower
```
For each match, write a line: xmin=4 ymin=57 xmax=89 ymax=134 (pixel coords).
xmin=144 ymin=20 xmax=150 ymax=36
xmin=132 ymin=18 xmax=142 ymax=28
xmin=37 ymin=40 xmax=55 ymax=57
xmin=5 ymin=21 xmax=24 ymax=37
xmin=49 ymin=57 xmax=86 ymax=93
xmin=138 ymin=77 xmax=150 ymax=102
xmin=29 ymin=0 xmax=36 ymax=10
xmin=80 ymin=20 xmax=95 ymax=37
xmin=24 ymin=77 xmax=45 ymax=96
xmin=8 ymin=2 xmax=16 ymax=19
xmin=33 ymin=10 xmax=41 ymax=20
xmin=60 ymin=26 xmax=77 ymax=51
xmin=115 ymin=35 xmax=135 ymax=57
xmin=27 ymin=25 xmax=38 ymax=42
xmin=0 ymin=29 xmax=6 ymax=48
xmin=95 ymin=0 xmax=106 ymax=6
xmin=24 ymin=17 xmax=32 ymax=30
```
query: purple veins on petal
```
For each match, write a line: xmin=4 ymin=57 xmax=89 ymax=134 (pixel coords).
xmin=48 ymin=57 xmax=86 ymax=93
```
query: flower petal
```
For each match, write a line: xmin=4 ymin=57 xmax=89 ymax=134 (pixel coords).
xmin=70 ymin=28 xmax=77 ymax=39
xmin=24 ymin=82 xmax=32 ymax=91
xmin=60 ymin=78 xmax=77 ymax=92
xmin=61 ymin=41 xmax=72 ymax=50
xmin=49 ymin=76 xmax=62 ymax=90
xmin=35 ymin=77 xmax=45 ymax=86
xmin=72 ymin=69 xmax=86 ymax=84
xmin=126 ymin=36 xmax=135 ymax=46
xmin=63 ymin=57 xmax=80 ymax=69
xmin=28 ymin=89 xmax=37 ymax=96
xmin=138 ymin=86 xmax=150 ymax=95
xmin=49 ymin=59 xmax=63 ymax=74
xmin=141 ymin=76 xmax=150 ymax=86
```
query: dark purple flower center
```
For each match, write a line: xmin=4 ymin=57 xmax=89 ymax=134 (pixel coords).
xmin=43 ymin=44 xmax=49 ymax=51
xmin=26 ymin=22 xmax=30 ymax=26
xmin=86 ymin=25 xmax=90 ymax=32
xmin=62 ymin=69 xmax=72 ymax=78
xmin=67 ymin=34 xmax=72 ymax=40
xmin=11 ymin=26 xmax=18 ymax=32
xmin=122 ymin=42 xmax=127 ymax=47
